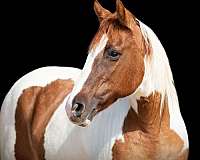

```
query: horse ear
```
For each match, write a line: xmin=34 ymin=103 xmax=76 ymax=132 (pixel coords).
xmin=94 ymin=0 xmax=111 ymax=22
xmin=116 ymin=0 xmax=136 ymax=29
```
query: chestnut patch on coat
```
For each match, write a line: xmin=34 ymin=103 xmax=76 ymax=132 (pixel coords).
xmin=15 ymin=79 xmax=74 ymax=160
xmin=112 ymin=92 xmax=188 ymax=160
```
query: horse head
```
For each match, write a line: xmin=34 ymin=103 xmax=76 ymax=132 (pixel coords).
xmin=66 ymin=0 xmax=147 ymax=126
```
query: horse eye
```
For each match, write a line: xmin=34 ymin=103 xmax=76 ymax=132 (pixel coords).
xmin=106 ymin=48 xmax=120 ymax=61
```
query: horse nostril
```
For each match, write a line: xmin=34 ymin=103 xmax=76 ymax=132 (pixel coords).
xmin=71 ymin=102 xmax=85 ymax=117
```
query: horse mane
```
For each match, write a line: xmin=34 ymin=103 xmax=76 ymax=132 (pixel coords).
xmin=136 ymin=20 xmax=189 ymax=149
xmin=137 ymin=20 xmax=174 ymax=104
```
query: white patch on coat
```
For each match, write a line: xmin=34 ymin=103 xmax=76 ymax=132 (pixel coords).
xmin=66 ymin=34 xmax=108 ymax=113
xmin=128 ymin=21 xmax=189 ymax=150
xmin=44 ymin=97 xmax=130 ymax=160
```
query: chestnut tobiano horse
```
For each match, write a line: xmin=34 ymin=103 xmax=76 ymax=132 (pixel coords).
xmin=0 ymin=0 xmax=189 ymax=159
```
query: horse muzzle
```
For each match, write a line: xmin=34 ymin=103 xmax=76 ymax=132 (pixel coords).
xmin=66 ymin=94 xmax=99 ymax=127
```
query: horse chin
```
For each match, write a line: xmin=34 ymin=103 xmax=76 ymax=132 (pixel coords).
xmin=67 ymin=109 xmax=95 ymax=127
xmin=77 ymin=108 xmax=97 ymax=127
xmin=78 ymin=119 xmax=91 ymax=127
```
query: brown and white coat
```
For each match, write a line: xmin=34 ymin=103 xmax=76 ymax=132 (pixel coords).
xmin=0 ymin=0 xmax=188 ymax=160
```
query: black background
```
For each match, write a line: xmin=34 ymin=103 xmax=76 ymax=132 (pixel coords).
xmin=1 ymin=0 xmax=198 ymax=159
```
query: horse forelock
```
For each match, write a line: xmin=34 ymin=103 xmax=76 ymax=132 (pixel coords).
xmin=89 ymin=17 xmax=133 ymax=53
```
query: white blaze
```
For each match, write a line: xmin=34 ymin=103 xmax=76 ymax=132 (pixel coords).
xmin=66 ymin=34 xmax=108 ymax=111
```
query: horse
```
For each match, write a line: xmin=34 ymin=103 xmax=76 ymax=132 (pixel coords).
xmin=0 ymin=0 xmax=189 ymax=159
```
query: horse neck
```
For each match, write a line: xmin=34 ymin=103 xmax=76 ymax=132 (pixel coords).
xmin=128 ymin=21 xmax=181 ymax=135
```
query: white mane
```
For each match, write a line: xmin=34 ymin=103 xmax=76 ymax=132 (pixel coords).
xmin=130 ymin=20 xmax=189 ymax=150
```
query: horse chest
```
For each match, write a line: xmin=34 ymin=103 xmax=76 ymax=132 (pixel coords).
xmin=111 ymin=106 xmax=188 ymax=160
xmin=112 ymin=131 xmax=159 ymax=160
xmin=112 ymin=107 xmax=159 ymax=160
xmin=112 ymin=127 xmax=187 ymax=160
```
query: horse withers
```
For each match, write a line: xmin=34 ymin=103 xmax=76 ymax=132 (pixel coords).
xmin=0 ymin=0 xmax=189 ymax=159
